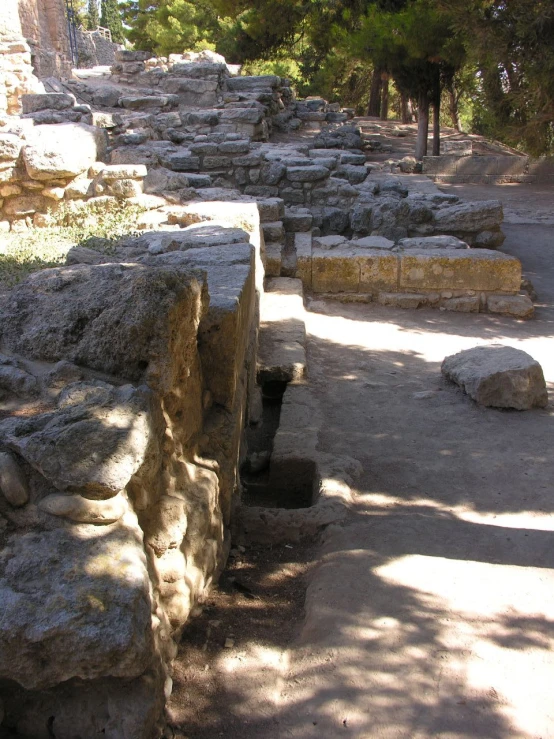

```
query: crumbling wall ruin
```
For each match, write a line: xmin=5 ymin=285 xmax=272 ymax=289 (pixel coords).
xmin=0 ymin=48 xmax=539 ymax=737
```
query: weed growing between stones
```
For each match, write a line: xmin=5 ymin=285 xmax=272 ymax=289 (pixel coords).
xmin=0 ymin=200 xmax=146 ymax=287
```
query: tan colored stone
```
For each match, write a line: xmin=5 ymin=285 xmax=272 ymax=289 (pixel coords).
xmin=487 ymin=294 xmax=534 ymax=319
xmin=0 ymin=183 xmax=21 ymax=197
xmin=39 ymin=492 xmax=128 ymax=524
xmin=399 ymin=249 xmax=521 ymax=293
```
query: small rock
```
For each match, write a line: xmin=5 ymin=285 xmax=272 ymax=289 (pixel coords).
xmin=224 ymin=637 xmax=235 ymax=649
xmin=39 ymin=492 xmax=127 ymax=524
xmin=0 ymin=451 xmax=29 ymax=507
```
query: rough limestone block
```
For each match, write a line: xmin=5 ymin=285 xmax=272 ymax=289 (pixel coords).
xmin=21 ymin=93 xmax=75 ymax=113
xmin=433 ymin=200 xmax=503 ymax=232
xmin=358 ymin=251 xmax=399 ymax=293
xmin=377 ymin=292 xmax=431 ymax=309
xmin=487 ymin=294 xmax=534 ymax=319
xmin=257 ymin=198 xmax=285 ymax=223
xmin=262 ymin=221 xmax=285 ymax=243
xmin=0 ymin=382 xmax=154 ymax=498
xmin=398 ymin=235 xmax=469 ymax=250
xmin=22 ymin=123 xmax=107 ymax=180
xmin=0 ymin=524 xmax=154 ymax=690
xmin=0 ymin=264 xmax=206 ymax=398
xmin=442 ymin=345 xmax=548 ymax=409
xmin=0 ymin=133 xmax=23 ymax=161
xmin=144 ymin=248 xmax=256 ymax=411
xmin=312 ymin=246 xmax=360 ymax=293
xmin=399 ymin=249 xmax=521 ymax=293
xmin=0 ymin=451 xmax=29 ymax=507
xmin=441 ymin=295 xmax=480 ymax=313
xmin=295 ymin=232 xmax=312 ymax=289
xmin=265 ymin=243 xmax=282 ymax=277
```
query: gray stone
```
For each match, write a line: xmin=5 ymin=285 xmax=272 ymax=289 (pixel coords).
xmin=487 ymin=294 xmax=534 ymax=319
xmin=398 ymin=236 xmax=470 ymax=250
xmin=286 ymin=165 xmax=329 ymax=182
xmin=227 ymin=75 xmax=280 ymax=91
xmin=261 ymin=161 xmax=286 ymax=185
xmin=119 ymin=95 xmax=175 ymax=110
xmin=0 ymin=355 xmax=39 ymax=397
xmin=0 ymin=263 xmax=206 ymax=390
xmin=441 ymin=345 xmax=548 ymax=410
xmin=0 ymin=525 xmax=154 ymax=690
xmin=334 ymin=164 xmax=368 ymax=184
xmin=0 ymin=451 xmax=29 ymax=507
xmin=162 ymin=150 xmax=200 ymax=172
xmin=353 ymin=235 xmax=395 ymax=250
xmin=21 ymin=93 xmax=75 ymax=113
xmin=0 ymin=383 xmax=154 ymax=498
xmin=434 ymin=200 xmax=504 ymax=232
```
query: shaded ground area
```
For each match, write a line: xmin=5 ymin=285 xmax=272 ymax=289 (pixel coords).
xmin=169 ymin=182 xmax=554 ymax=737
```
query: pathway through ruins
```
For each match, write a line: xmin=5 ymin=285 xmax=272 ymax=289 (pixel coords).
xmin=169 ymin=183 xmax=554 ymax=738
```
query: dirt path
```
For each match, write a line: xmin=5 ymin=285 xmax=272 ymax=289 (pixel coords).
xmin=168 ymin=182 xmax=554 ymax=739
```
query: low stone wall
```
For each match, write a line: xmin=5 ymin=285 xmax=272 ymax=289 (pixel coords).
xmin=76 ymin=29 xmax=123 ymax=69
xmin=423 ymin=154 xmax=554 ymax=184
xmin=0 ymin=201 xmax=263 ymax=736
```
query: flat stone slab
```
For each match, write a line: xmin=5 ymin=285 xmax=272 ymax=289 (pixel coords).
xmin=442 ymin=345 xmax=548 ymax=409
xmin=257 ymin=278 xmax=306 ymax=384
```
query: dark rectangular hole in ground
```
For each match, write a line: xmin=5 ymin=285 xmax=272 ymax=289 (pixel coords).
xmin=241 ymin=381 xmax=317 ymax=509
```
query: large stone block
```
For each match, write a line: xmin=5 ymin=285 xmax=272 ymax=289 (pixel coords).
xmin=0 ymin=263 xmax=207 ymax=398
xmin=0 ymin=523 xmax=154 ymax=690
xmin=227 ymin=75 xmax=280 ymax=91
xmin=21 ymin=93 xmax=75 ymax=113
xmin=22 ymin=123 xmax=107 ymax=180
xmin=442 ymin=345 xmax=548 ymax=409
xmin=399 ymin=249 xmax=521 ymax=293
xmin=433 ymin=200 xmax=503 ymax=232
xmin=312 ymin=246 xmax=398 ymax=294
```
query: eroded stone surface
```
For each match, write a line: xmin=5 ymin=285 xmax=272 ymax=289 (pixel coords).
xmin=0 ymin=522 xmax=154 ymax=690
xmin=442 ymin=345 xmax=548 ymax=409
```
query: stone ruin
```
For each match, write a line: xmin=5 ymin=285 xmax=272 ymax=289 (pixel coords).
xmin=0 ymin=46 xmax=538 ymax=737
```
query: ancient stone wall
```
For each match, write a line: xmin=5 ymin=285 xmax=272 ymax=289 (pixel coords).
xmin=0 ymin=199 xmax=264 ymax=736
xmin=0 ymin=0 xmax=44 ymax=117
xmin=77 ymin=29 xmax=122 ymax=69
xmin=17 ymin=0 xmax=72 ymax=78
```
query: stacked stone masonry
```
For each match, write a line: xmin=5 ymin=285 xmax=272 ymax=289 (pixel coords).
xmin=0 ymin=49 xmax=538 ymax=738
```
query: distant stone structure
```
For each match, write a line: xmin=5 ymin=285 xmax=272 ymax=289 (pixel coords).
xmin=0 ymin=0 xmax=72 ymax=116
xmin=16 ymin=0 xmax=72 ymax=78
xmin=77 ymin=28 xmax=123 ymax=69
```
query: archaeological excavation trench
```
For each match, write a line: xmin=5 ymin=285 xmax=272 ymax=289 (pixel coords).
xmin=0 ymin=16 xmax=551 ymax=736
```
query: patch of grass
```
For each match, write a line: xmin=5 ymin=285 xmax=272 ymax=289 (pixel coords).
xmin=0 ymin=200 xmax=146 ymax=288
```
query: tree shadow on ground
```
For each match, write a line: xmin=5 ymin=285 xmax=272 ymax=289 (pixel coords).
xmin=170 ymin=315 xmax=554 ymax=738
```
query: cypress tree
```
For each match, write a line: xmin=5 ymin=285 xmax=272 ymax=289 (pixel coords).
xmin=86 ymin=0 xmax=99 ymax=30
xmin=101 ymin=0 xmax=125 ymax=43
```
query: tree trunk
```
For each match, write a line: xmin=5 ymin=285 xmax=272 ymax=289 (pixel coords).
xmin=415 ymin=90 xmax=429 ymax=160
xmin=367 ymin=68 xmax=382 ymax=117
xmin=432 ymin=87 xmax=441 ymax=156
xmin=380 ymin=75 xmax=389 ymax=120
xmin=400 ymin=93 xmax=414 ymax=124
xmin=447 ymin=83 xmax=461 ymax=131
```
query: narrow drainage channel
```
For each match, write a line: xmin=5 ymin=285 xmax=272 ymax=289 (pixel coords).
xmin=241 ymin=381 xmax=316 ymax=509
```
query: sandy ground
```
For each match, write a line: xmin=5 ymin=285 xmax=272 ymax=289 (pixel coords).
xmin=169 ymin=182 xmax=554 ymax=738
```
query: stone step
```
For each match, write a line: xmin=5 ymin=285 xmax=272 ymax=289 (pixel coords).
xmin=261 ymin=220 xmax=285 ymax=243
xmin=257 ymin=277 xmax=307 ymax=385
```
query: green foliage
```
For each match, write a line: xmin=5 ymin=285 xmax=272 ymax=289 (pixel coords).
xmin=444 ymin=0 xmax=554 ymax=154
xmin=100 ymin=0 xmax=125 ymax=43
xmin=0 ymin=202 xmax=146 ymax=288
xmin=121 ymin=0 xmax=220 ymax=55
xmin=86 ymin=0 xmax=99 ymax=30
